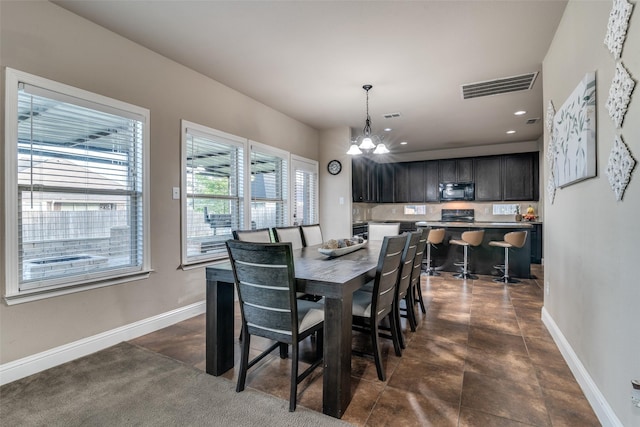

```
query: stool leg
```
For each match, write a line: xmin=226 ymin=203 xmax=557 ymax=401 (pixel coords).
xmin=454 ymin=245 xmax=478 ymax=280
xmin=425 ymin=243 xmax=440 ymax=276
xmin=493 ymin=246 xmax=521 ymax=284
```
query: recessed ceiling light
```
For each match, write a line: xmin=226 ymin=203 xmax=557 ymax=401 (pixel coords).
xmin=514 ymin=110 xmax=527 ymax=116
xmin=506 ymin=130 xmax=516 ymax=134
xmin=400 ymin=141 xmax=408 ymax=145
xmin=384 ymin=128 xmax=392 ymax=132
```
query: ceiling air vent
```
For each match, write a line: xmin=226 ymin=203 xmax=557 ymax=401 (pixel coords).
xmin=461 ymin=72 xmax=538 ymax=99
xmin=383 ymin=112 xmax=401 ymax=119
xmin=525 ymin=118 xmax=540 ymax=125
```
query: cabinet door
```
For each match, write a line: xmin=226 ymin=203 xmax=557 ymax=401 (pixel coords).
xmin=424 ymin=160 xmax=440 ymax=202
xmin=457 ymin=159 xmax=474 ymax=182
xmin=377 ymin=162 xmax=395 ymax=203
xmin=439 ymin=159 xmax=457 ymax=182
xmin=408 ymin=162 xmax=425 ymax=202
xmin=363 ymin=158 xmax=378 ymax=202
xmin=351 ymin=157 xmax=365 ymax=202
xmin=394 ymin=163 xmax=410 ymax=203
xmin=503 ymin=153 xmax=534 ymax=200
xmin=474 ymin=156 xmax=503 ymax=201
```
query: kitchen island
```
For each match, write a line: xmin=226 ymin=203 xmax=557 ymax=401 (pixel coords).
xmin=416 ymin=221 xmax=534 ymax=279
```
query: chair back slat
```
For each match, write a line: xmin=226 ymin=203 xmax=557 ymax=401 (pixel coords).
xmin=411 ymin=228 xmax=429 ymax=285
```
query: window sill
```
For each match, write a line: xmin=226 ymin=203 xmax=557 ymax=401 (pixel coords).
xmin=3 ymin=270 xmax=152 ymax=305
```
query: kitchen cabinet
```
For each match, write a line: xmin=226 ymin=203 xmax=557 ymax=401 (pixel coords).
xmin=424 ymin=160 xmax=440 ymax=202
xmin=408 ymin=162 xmax=425 ymax=202
xmin=439 ymin=158 xmax=473 ymax=183
xmin=474 ymin=156 xmax=503 ymax=201
xmin=377 ymin=162 xmax=395 ymax=203
xmin=393 ymin=162 xmax=410 ymax=202
xmin=351 ymin=157 xmax=377 ymax=202
xmin=529 ymin=222 xmax=543 ymax=264
xmin=503 ymin=153 xmax=536 ymax=201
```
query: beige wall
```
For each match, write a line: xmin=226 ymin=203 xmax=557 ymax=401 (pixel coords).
xmin=0 ymin=1 xmax=319 ymax=363
xmin=543 ymin=1 xmax=639 ymax=425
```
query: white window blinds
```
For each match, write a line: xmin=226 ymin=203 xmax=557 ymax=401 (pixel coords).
xmin=292 ymin=157 xmax=318 ymax=226
xmin=182 ymin=123 xmax=244 ymax=264
xmin=5 ymin=69 xmax=150 ymax=297
xmin=250 ymin=145 xmax=288 ymax=229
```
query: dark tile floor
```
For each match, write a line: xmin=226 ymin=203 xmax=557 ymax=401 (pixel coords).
xmin=129 ymin=265 xmax=601 ymax=426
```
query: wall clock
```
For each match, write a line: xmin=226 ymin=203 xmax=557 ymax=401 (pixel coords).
xmin=327 ymin=160 xmax=342 ymax=175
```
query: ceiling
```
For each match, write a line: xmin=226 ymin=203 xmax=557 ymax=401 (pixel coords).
xmin=53 ymin=0 xmax=568 ymax=155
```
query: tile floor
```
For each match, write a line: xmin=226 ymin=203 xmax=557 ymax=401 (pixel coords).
xmin=129 ymin=265 xmax=601 ymax=426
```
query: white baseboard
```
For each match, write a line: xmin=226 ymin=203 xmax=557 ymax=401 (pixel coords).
xmin=541 ymin=307 xmax=622 ymax=427
xmin=0 ymin=300 xmax=205 ymax=386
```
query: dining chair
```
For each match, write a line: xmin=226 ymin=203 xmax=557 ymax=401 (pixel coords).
xmin=351 ymin=234 xmax=407 ymax=381
xmin=394 ymin=231 xmax=422 ymax=349
xmin=409 ymin=228 xmax=429 ymax=317
xmin=273 ymin=226 xmax=304 ymax=250
xmin=300 ymin=224 xmax=323 ymax=247
xmin=232 ymin=228 xmax=272 ymax=243
xmin=226 ymin=240 xmax=324 ymax=412
xmin=367 ymin=222 xmax=400 ymax=241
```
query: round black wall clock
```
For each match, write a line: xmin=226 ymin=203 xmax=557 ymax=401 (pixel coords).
xmin=327 ymin=160 xmax=342 ymax=175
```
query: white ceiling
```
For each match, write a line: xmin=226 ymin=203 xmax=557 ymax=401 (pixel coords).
xmin=53 ymin=0 xmax=568 ymax=154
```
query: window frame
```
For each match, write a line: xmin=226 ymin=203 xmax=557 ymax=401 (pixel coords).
xmin=3 ymin=68 xmax=151 ymax=304
xmin=180 ymin=120 xmax=247 ymax=266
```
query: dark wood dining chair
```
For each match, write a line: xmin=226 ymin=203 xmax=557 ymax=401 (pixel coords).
xmin=394 ymin=231 xmax=422 ymax=348
xmin=409 ymin=228 xmax=429 ymax=317
xmin=226 ymin=240 xmax=324 ymax=412
xmin=351 ymin=234 xmax=407 ymax=381
xmin=300 ymin=224 xmax=323 ymax=247
xmin=272 ymin=226 xmax=304 ymax=250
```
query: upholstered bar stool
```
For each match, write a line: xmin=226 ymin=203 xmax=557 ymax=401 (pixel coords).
xmin=424 ymin=228 xmax=445 ymax=276
xmin=449 ymin=230 xmax=485 ymax=280
xmin=489 ymin=231 xmax=528 ymax=283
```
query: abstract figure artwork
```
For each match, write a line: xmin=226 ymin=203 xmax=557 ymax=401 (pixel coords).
xmin=604 ymin=0 xmax=634 ymax=60
xmin=553 ymin=72 xmax=597 ymax=188
xmin=606 ymin=135 xmax=636 ymax=201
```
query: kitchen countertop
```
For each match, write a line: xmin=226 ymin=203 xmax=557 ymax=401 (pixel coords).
xmin=415 ymin=221 xmax=534 ymax=228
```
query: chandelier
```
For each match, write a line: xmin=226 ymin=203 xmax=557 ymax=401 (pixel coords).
xmin=347 ymin=85 xmax=389 ymax=155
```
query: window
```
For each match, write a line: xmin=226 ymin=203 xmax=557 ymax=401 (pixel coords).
xmin=249 ymin=142 xmax=288 ymax=230
xmin=291 ymin=156 xmax=318 ymax=226
xmin=4 ymin=68 xmax=150 ymax=303
xmin=181 ymin=121 xmax=245 ymax=265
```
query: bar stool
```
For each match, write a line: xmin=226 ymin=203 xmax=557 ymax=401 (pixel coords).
xmin=449 ymin=230 xmax=485 ymax=280
xmin=489 ymin=231 xmax=528 ymax=283
xmin=424 ymin=228 xmax=446 ymax=276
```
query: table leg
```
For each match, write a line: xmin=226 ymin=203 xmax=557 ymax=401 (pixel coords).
xmin=206 ymin=278 xmax=235 ymax=376
xmin=322 ymin=294 xmax=353 ymax=418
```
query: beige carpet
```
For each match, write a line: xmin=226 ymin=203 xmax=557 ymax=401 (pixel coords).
xmin=0 ymin=342 xmax=350 ymax=426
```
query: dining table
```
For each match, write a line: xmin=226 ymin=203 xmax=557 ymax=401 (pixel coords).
xmin=205 ymin=240 xmax=382 ymax=419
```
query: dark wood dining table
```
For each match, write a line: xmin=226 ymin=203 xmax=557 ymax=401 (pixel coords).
xmin=205 ymin=240 xmax=382 ymax=419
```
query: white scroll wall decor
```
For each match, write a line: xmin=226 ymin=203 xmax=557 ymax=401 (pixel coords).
xmin=553 ymin=72 xmax=597 ymax=188
xmin=606 ymin=61 xmax=636 ymax=128
xmin=606 ymin=135 xmax=636 ymax=201
xmin=545 ymin=100 xmax=557 ymax=169
xmin=547 ymin=173 xmax=557 ymax=204
xmin=604 ymin=0 xmax=634 ymax=60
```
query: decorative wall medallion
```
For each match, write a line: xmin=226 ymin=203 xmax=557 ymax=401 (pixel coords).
xmin=546 ymin=131 xmax=557 ymax=170
xmin=553 ymin=72 xmax=597 ymax=188
xmin=606 ymin=61 xmax=636 ymax=128
xmin=606 ymin=135 xmax=636 ymax=201
xmin=547 ymin=172 xmax=557 ymax=204
xmin=604 ymin=0 xmax=634 ymax=59
xmin=545 ymin=100 xmax=555 ymax=133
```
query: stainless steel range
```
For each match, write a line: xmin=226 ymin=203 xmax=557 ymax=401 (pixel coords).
xmin=441 ymin=209 xmax=475 ymax=222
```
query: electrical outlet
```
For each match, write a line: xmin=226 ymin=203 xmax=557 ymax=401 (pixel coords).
xmin=545 ymin=280 xmax=550 ymax=296
xmin=172 ymin=187 xmax=180 ymax=200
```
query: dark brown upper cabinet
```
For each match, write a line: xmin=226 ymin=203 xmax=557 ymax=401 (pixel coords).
xmin=439 ymin=158 xmax=473 ymax=183
xmin=503 ymin=153 xmax=536 ymax=201
xmin=424 ymin=160 xmax=440 ymax=202
xmin=474 ymin=156 xmax=503 ymax=201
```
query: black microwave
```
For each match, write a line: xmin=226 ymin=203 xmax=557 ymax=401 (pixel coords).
xmin=439 ymin=182 xmax=475 ymax=201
